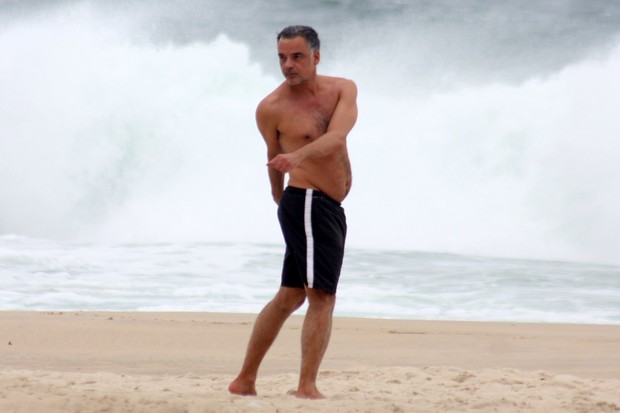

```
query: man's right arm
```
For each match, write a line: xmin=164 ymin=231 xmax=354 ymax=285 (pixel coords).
xmin=256 ymin=99 xmax=284 ymax=204
xmin=267 ymin=79 xmax=357 ymax=174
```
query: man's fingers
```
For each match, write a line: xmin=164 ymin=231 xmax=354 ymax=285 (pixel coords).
xmin=267 ymin=155 xmax=292 ymax=172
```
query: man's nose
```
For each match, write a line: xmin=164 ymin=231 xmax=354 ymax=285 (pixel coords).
xmin=282 ymin=57 xmax=294 ymax=68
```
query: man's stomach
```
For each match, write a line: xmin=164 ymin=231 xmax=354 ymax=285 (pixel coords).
xmin=288 ymin=167 xmax=351 ymax=203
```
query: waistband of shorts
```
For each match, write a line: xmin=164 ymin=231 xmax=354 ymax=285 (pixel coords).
xmin=284 ymin=186 xmax=342 ymax=206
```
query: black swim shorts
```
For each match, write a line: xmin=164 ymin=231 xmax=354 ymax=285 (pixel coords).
xmin=277 ymin=186 xmax=347 ymax=294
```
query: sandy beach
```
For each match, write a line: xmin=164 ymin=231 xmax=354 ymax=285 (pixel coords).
xmin=1 ymin=311 xmax=619 ymax=412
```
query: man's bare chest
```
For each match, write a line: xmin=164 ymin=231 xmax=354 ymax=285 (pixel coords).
xmin=277 ymin=98 xmax=337 ymax=142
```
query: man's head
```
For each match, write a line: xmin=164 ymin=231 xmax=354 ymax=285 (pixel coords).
xmin=277 ymin=26 xmax=320 ymax=53
xmin=277 ymin=26 xmax=320 ymax=86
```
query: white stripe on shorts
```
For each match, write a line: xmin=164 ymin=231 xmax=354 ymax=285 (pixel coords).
xmin=304 ymin=189 xmax=314 ymax=288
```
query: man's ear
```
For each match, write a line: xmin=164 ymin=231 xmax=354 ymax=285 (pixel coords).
xmin=313 ymin=50 xmax=321 ymax=66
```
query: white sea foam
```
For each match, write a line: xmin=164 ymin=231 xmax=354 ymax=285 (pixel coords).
xmin=1 ymin=236 xmax=618 ymax=324
xmin=1 ymin=2 xmax=620 ymax=322
xmin=1 ymin=4 xmax=619 ymax=265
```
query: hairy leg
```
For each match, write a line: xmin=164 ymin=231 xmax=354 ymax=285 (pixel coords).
xmin=296 ymin=288 xmax=336 ymax=399
xmin=228 ymin=286 xmax=306 ymax=396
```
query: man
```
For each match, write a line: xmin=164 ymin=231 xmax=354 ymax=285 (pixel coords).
xmin=228 ymin=26 xmax=357 ymax=399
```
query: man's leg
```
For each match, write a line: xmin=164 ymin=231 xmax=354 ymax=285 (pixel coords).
xmin=228 ymin=286 xmax=306 ymax=396
xmin=296 ymin=287 xmax=336 ymax=399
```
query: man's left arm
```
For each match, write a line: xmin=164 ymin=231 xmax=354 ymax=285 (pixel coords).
xmin=268 ymin=79 xmax=358 ymax=173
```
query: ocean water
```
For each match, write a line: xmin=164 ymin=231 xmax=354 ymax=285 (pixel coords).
xmin=1 ymin=236 xmax=619 ymax=325
xmin=1 ymin=1 xmax=620 ymax=324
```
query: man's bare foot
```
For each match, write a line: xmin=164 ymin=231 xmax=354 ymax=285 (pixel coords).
xmin=228 ymin=377 xmax=257 ymax=396
xmin=294 ymin=387 xmax=326 ymax=400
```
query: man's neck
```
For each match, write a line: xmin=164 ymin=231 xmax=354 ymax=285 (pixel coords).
xmin=287 ymin=75 xmax=319 ymax=97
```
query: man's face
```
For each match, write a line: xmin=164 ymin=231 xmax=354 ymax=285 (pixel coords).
xmin=277 ymin=36 xmax=320 ymax=86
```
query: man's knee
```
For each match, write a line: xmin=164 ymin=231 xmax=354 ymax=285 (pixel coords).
xmin=306 ymin=287 xmax=336 ymax=309
xmin=273 ymin=287 xmax=306 ymax=312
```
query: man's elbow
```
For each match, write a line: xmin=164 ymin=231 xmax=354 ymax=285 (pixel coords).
xmin=330 ymin=131 xmax=348 ymax=150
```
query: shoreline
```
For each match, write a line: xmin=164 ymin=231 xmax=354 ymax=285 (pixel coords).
xmin=2 ymin=311 xmax=620 ymax=412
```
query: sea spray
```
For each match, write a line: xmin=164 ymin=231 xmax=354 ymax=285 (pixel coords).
xmin=346 ymin=46 xmax=620 ymax=264
xmin=1 ymin=1 xmax=620 ymax=324
xmin=0 ymin=9 xmax=279 ymax=243
xmin=1 ymin=2 xmax=619 ymax=265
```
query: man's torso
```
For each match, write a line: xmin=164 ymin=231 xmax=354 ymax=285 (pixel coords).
xmin=271 ymin=75 xmax=352 ymax=202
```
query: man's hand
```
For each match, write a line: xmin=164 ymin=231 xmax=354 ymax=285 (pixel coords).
xmin=267 ymin=152 xmax=303 ymax=173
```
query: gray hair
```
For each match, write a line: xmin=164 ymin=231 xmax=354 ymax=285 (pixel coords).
xmin=277 ymin=26 xmax=320 ymax=52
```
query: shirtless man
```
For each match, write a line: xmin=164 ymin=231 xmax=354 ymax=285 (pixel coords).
xmin=228 ymin=26 xmax=357 ymax=399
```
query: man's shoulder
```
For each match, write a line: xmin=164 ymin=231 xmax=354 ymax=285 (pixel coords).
xmin=257 ymin=83 xmax=287 ymax=110
xmin=318 ymin=75 xmax=356 ymax=88
xmin=318 ymin=75 xmax=357 ymax=99
xmin=256 ymin=93 xmax=279 ymax=119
